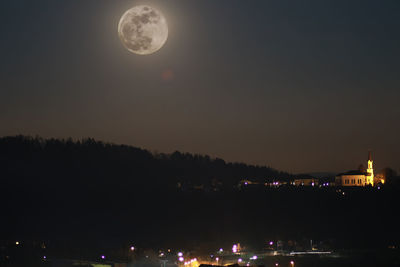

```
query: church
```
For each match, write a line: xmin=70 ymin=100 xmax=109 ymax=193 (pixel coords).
xmin=335 ymin=152 xmax=375 ymax=186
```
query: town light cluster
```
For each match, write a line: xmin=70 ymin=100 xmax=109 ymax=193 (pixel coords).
xmin=183 ymin=258 xmax=198 ymax=266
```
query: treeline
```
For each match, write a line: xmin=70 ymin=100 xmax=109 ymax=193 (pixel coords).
xmin=0 ymin=135 xmax=291 ymax=192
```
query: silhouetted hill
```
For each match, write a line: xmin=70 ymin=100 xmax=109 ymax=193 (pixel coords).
xmin=0 ymin=135 xmax=290 ymax=242
xmin=0 ymin=135 xmax=291 ymax=191
xmin=1 ymin=135 xmax=399 ymax=256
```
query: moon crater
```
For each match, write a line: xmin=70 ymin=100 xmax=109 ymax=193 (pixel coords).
xmin=118 ymin=5 xmax=168 ymax=55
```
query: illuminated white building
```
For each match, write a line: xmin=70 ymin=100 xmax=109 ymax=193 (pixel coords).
xmin=335 ymin=151 xmax=374 ymax=186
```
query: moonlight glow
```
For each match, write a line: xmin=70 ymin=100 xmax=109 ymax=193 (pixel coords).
xmin=118 ymin=5 xmax=168 ymax=55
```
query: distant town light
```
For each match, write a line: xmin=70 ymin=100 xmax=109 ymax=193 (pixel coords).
xmin=232 ymin=244 xmax=238 ymax=253
xmin=179 ymin=257 xmax=184 ymax=262
xmin=216 ymin=257 xmax=219 ymax=261
xmin=219 ymin=248 xmax=223 ymax=252
xmin=238 ymin=258 xmax=243 ymax=263
xmin=101 ymin=255 xmax=105 ymax=259
xmin=130 ymin=246 xmax=135 ymax=251
xmin=16 ymin=241 xmax=20 ymax=245
xmin=269 ymin=241 xmax=273 ymax=246
xmin=250 ymin=255 xmax=257 ymax=260
xmin=275 ymin=263 xmax=279 ymax=266
xmin=178 ymin=252 xmax=183 ymax=257
xmin=43 ymin=256 xmax=47 ymax=259
xmin=290 ymin=261 xmax=294 ymax=265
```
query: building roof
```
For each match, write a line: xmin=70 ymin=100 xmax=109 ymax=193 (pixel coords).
xmin=336 ymin=170 xmax=369 ymax=176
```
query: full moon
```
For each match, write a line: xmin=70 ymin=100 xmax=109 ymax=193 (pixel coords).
xmin=118 ymin=5 xmax=168 ymax=55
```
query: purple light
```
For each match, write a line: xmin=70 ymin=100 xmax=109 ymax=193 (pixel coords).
xmin=101 ymin=255 xmax=105 ymax=259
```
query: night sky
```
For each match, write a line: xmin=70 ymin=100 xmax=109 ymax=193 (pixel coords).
xmin=1 ymin=0 xmax=399 ymax=173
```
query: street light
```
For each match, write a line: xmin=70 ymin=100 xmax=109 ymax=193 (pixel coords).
xmin=232 ymin=244 xmax=237 ymax=253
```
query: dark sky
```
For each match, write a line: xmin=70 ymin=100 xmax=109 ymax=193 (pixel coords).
xmin=1 ymin=0 xmax=399 ymax=173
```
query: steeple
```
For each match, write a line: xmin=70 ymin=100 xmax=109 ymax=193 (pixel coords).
xmin=366 ymin=150 xmax=374 ymax=186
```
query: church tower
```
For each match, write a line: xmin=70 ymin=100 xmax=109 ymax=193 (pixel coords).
xmin=366 ymin=151 xmax=374 ymax=186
